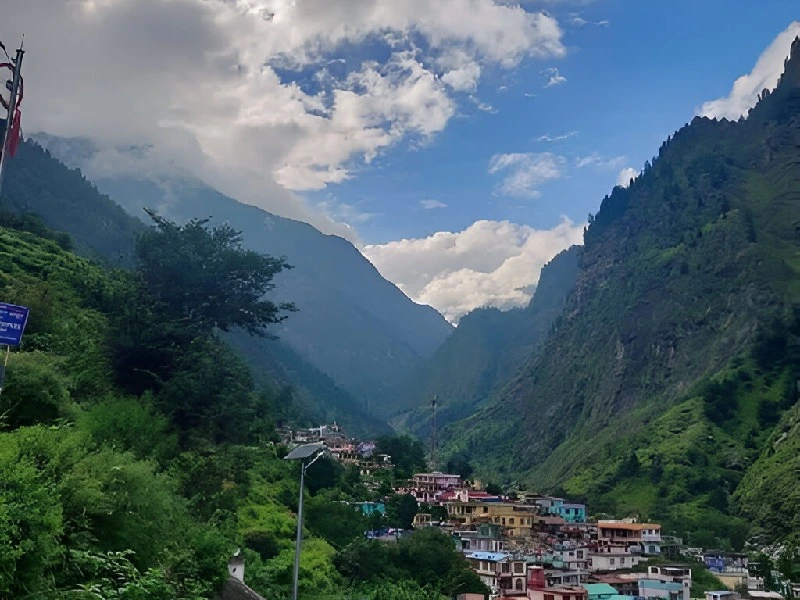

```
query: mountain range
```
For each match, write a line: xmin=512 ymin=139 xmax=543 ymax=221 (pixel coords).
xmin=2 ymin=137 xmax=453 ymax=434
xmin=394 ymin=245 xmax=580 ymax=438
xmin=440 ymin=38 xmax=800 ymax=547
xmin=5 ymin=36 xmax=800 ymax=550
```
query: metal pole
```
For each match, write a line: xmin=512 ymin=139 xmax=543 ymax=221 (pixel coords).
xmin=292 ymin=459 xmax=305 ymax=600
xmin=0 ymin=45 xmax=24 ymax=194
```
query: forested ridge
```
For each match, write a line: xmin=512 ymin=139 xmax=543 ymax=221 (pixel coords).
xmin=0 ymin=214 xmax=483 ymax=599
xmin=442 ymin=37 xmax=800 ymax=550
xmin=1 ymin=139 xmax=391 ymax=437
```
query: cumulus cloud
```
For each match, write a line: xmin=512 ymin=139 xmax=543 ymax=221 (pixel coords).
xmin=488 ymin=152 xmax=566 ymax=197
xmin=363 ymin=218 xmax=584 ymax=323
xmin=616 ymin=167 xmax=638 ymax=188
xmin=576 ymin=153 xmax=627 ymax=170
xmin=4 ymin=0 xmax=565 ymax=238
xmin=698 ymin=21 xmax=800 ymax=120
xmin=543 ymin=67 xmax=567 ymax=87
xmin=420 ymin=199 xmax=448 ymax=209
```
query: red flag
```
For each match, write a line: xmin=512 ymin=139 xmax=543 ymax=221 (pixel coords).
xmin=6 ymin=107 xmax=20 ymax=157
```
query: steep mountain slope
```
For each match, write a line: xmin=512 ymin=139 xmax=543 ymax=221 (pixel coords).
xmin=1 ymin=141 xmax=145 ymax=263
xmin=30 ymin=134 xmax=454 ymax=417
xmin=1 ymin=139 xmax=388 ymax=434
xmin=396 ymin=245 xmax=580 ymax=436
xmin=445 ymin=38 xmax=800 ymax=547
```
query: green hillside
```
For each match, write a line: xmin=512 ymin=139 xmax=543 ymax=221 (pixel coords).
xmin=396 ymin=245 xmax=579 ymax=436
xmin=1 ymin=139 xmax=389 ymax=435
xmin=32 ymin=134 xmax=455 ymax=418
xmin=444 ymin=38 xmax=800 ymax=548
xmin=0 ymin=218 xmax=482 ymax=599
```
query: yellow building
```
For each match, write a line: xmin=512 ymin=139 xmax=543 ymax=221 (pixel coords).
xmin=445 ymin=501 xmax=539 ymax=537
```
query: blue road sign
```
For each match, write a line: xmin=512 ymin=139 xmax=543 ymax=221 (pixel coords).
xmin=0 ymin=302 xmax=29 ymax=346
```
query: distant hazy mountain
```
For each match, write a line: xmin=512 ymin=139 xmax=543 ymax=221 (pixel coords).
xmin=31 ymin=134 xmax=454 ymax=418
xmin=2 ymin=138 xmax=390 ymax=435
xmin=395 ymin=245 xmax=580 ymax=436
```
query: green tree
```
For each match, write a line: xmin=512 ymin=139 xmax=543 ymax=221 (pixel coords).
xmin=445 ymin=454 xmax=474 ymax=480
xmin=305 ymin=495 xmax=368 ymax=549
xmin=376 ymin=435 xmax=426 ymax=479
xmin=386 ymin=494 xmax=418 ymax=530
xmin=136 ymin=210 xmax=295 ymax=336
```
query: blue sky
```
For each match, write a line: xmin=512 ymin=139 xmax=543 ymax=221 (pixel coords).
xmin=319 ymin=0 xmax=800 ymax=245
xmin=11 ymin=0 xmax=800 ymax=321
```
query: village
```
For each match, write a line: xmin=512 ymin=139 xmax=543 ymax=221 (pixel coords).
xmin=279 ymin=424 xmax=800 ymax=600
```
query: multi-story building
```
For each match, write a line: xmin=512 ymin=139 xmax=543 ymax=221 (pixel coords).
xmin=457 ymin=522 xmax=505 ymax=553
xmin=643 ymin=565 xmax=692 ymax=600
xmin=446 ymin=501 xmax=540 ymax=537
xmin=528 ymin=566 xmax=589 ymax=600
xmin=588 ymin=546 xmax=642 ymax=572
xmin=464 ymin=551 xmax=527 ymax=595
xmin=597 ymin=520 xmax=662 ymax=556
xmin=409 ymin=472 xmax=462 ymax=503
xmin=555 ymin=545 xmax=590 ymax=571
xmin=547 ymin=570 xmax=589 ymax=587
xmin=638 ymin=579 xmax=685 ymax=600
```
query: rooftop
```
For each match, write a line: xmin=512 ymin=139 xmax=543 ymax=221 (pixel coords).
xmin=466 ymin=551 xmax=509 ymax=562
xmin=598 ymin=521 xmax=661 ymax=531
xmin=583 ymin=583 xmax=619 ymax=596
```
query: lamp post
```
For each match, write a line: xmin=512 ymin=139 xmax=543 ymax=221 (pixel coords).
xmin=284 ymin=442 xmax=327 ymax=600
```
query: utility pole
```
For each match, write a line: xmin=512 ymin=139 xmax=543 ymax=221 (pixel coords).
xmin=0 ymin=41 xmax=25 ymax=194
xmin=430 ymin=394 xmax=437 ymax=471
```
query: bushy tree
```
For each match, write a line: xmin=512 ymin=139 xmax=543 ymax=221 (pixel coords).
xmin=376 ymin=435 xmax=426 ymax=479
xmin=386 ymin=494 xmax=418 ymax=530
xmin=136 ymin=211 xmax=295 ymax=336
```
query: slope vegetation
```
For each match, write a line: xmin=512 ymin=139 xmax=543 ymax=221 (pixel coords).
xmin=2 ymin=139 xmax=389 ymax=433
xmin=32 ymin=134 xmax=455 ymax=417
xmin=445 ymin=38 xmax=800 ymax=548
xmin=397 ymin=245 xmax=580 ymax=435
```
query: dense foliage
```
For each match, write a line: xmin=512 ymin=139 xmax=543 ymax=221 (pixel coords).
xmin=0 ymin=218 xmax=479 ymax=598
xmin=2 ymin=138 xmax=389 ymax=437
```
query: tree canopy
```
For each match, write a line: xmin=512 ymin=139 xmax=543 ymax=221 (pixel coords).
xmin=136 ymin=210 xmax=295 ymax=336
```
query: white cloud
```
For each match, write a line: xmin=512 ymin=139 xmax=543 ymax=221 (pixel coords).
xmin=469 ymin=95 xmax=497 ymax=113
xmin=420 ymin=199 xmax=448 ymax=209
xmin=576 ymin=153 xmax=626 ymax=170
xmin=363 ymin=217 xmax=584 ymax=323
xmin=537 ymin=130 xmax=578 ymax=142
xmin=488 ymin=152 xmax=566 ymax=197
xmin=569 ymin=13 xmax=609 ymax=27
xmin=543 ymin=67 xmax=567 ymax=87
xmin=698 ymin=21 xmax=800 ymax=120
xmin=4 ymin=0 xmax=566 ymax=238
xmin=616 ymin=167 xmax=638 ymax=188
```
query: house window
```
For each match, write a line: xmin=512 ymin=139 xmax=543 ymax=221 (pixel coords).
xmin=621 ymin=558 xmax=626 ymax=565
xmin=610 ymin=558 xmax=615 ymax=565
xmin=502 ymin=563 xmax=510 ymax=573
xmin=577 ymin=551 xmax=584 ymax=559
xmin=502 ymin=518 xmax=506 ymax=525
xmin=483 ymin=506 xmax=488 ymax=513
xmin=514 ymin=563 xmax=524 ymax=574
xmin=510 ymin=518 xmax=515 ymax=525
xmin=516 ymin=579 xmax=524 ymax=591
xmin=545 ymin=594 xmax=555 ymax=600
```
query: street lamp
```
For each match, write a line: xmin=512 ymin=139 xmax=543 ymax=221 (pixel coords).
xmin=284 ymin=442 xmax=327 ymax=600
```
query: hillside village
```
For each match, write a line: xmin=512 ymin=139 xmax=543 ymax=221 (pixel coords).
xmin=281 ymin=424 xmax=800 ymax=600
